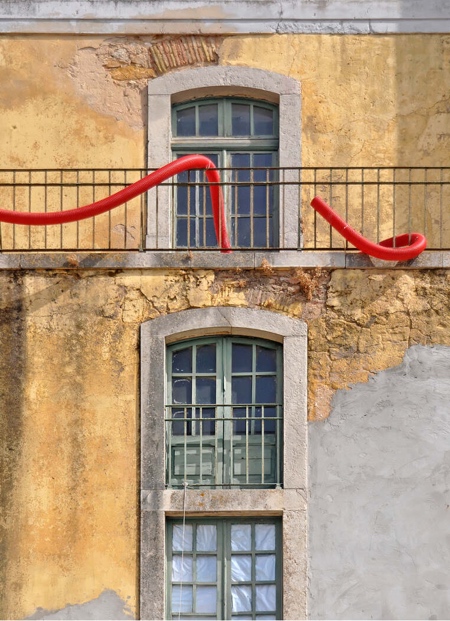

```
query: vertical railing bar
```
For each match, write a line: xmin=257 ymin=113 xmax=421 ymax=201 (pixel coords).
xmin=423 ymin=168 xmax=427 ymax=241
xmin=296 ymin=168 xmax=300 ymax=249
xmin=246 ymin=406 xmax=249 ymax=486
xmin=393 ymin=168 xmax=396 ymax=246
xmin=124 ymin=170 xmax=128 ymax=250
xmin=199 ymin=406 xmax=203 ymax=487
xmin=329 ymin=168 xmax=333 ymax=248
xmin=202 ymin=171 xmax=207 ymax=247
xmin=140 ymin=170 xmax=146 ymax=251
xmin=345 ymin=169 xmax=349 ymax=249
xmin=377 ymin=169 xmax=380 ymax=243
xmin=276 ymin=406 xmax=281 ymax=487
xmin=92 ymin=170 xmax=96 ymax=249
xmin=76 ymin=171 xmax=80 ymax=250
xmin=234 ymin=173 xmax=239 ymax=249
xmin=12 ymin=171 xmax=16 ymax=250
xmin=184 ymin=406 xmax=188 ymax=485
xmin=440 ymin=168 xmax=443 ymax=249
xmin=250 ymin=167 xmax=255 ymax=248
xmin=187 ymin=171 xmax=191 ymax=248
xmin=408 ymin=167 xmax=412 ymax=242
xmin=261 ymin=405 xmax=265 ymax=485
xmin=44 ymin=170 xmax=48 ymax=250
xmin=166 ymin=409 xmax=171 ymax=487
xmin=265 ymin=168 xmax=270 ymax=248
xmin=28 ymin=171 xmax=32 ymax=250
xmin=313 ymin=168 xmax=317 ymax=249
xmin=361 ymin=168 xmax=365 ymax=238
xmin=108 ymin=170 xmax=112 ymax=250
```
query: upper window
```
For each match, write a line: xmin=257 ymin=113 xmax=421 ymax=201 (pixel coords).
xmin=172 ymin=98 xmax=279 ymax=249
xmin=165 ymin=336 xmax=283 ymax=489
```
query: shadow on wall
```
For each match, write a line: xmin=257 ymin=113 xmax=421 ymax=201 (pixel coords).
xmin=309 ymin=345 xmax=450 ymax=620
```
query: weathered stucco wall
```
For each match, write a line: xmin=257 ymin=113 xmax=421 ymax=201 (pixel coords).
xmin=1 ymin=267 xmax=450 ymax=618
xmin=309 ymin=344 xmax=450 ymax=620
xmin=0 ymin=34 xmax=449 ymax=169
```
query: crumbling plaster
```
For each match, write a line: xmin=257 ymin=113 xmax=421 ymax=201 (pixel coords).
xmin=1 ymin=267 xmax=450 ymax=618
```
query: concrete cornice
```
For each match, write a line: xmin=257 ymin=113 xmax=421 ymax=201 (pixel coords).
xmin=0 ymin=0 xmax=450 ymax=34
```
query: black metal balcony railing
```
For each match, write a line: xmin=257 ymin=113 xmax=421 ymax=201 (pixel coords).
xmin=0 ymin=167 xmax=449 ymax=252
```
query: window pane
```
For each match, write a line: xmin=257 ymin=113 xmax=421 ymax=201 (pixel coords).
xmin=256 ymin=376 xmax=276 ymax=403
xmin=231 ymin=152 xmax=251 ymax=170
xmin=173 ymin=524 xmax=193 ymax=551
xmin=197 ymin=524 xmax=217 ymax=551
xmin=253 ymin=217 xmax=271 ymax=247
xmin=254 ymin=106 xmax=274 ymax=135
xmin=231 ymin=524 xmax=252 ymax=551
xmin=255 ymin=524 xmax=275 ymax=550
xmin=199 ymin=104 xmax=218 ymax=136
xmin=196 ymin=377 xmax=216 ymax=404
xmin=177 ymin=106 xmax=196 ymax=136
xmin=256 ymin=346 xmax=277 ymax=372
xmin=231 ymin=585 xmax=252 ymax=612
xmin=233 ymin=216 xmax=251 ymax=247
xmin=197 ymin=408 xmax=216 ymax=436
xmin=231 ymin=555 xmax=252 ymax=582
xmin=172 ymin=347 xmax=192 ymax=373
xmin=233 ymin=407 xmax=247 ymax=435
xmin=255 ymin=555 xmax=276 ymax=581
xmin=196 ymin=344 xmax=216 ymax=373
xmin=253 ymin=152 xmax=275 ymax=169
xmin=255 ymin=585 xmax=276 ymax=612
xmin=196 ymin=586 xmax=217 ymax=613
xmin=172 ymin=556 xmax=193 ymax=582
xmin=232 ymin=344 xmax=253 ymax=373
xmin=172 ymin=378 xmax=192 ymax=404
xmin=232 ymin=103 xmax=251 ymax=136
xmin=232 ymin=376 xmax=252 ymax=404
xmin=256 ymin=616 xmax=277 ymax=620
xmin=172 ymin=585 xmax=193 ymax=613
xmin=197 ymin=555 xmax=217 ymax=582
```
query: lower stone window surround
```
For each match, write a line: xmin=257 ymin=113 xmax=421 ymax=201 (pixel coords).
xmin=140 ymin=307 xmax=307 ymax=620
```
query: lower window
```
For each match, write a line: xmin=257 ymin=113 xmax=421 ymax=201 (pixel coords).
xmin=167 ymin=518 xmax=282 ymax=620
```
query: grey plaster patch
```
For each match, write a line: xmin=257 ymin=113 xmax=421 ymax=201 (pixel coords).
xmin=309 ymin=345 xmax=450 ymax=620
xmin=26 ymin=590 xmax=134 ymax=620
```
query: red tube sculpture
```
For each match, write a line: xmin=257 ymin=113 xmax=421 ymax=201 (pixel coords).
xmin=0 ymin=154 xmax=232 ymax=253
xmin=311 ymin=196 xmax=427 ymax=261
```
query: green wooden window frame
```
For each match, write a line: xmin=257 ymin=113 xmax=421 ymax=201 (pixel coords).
xmin=171 ymin=98 xmax=279 ymax=249
xmin=166 ymin=336 xmax=283 ymax=489
xmin=167 ymin=518 xmax=282 ymax=620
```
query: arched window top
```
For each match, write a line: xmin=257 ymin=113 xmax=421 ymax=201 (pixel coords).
xmin=172 ymin=98 xmax=279 ymax=140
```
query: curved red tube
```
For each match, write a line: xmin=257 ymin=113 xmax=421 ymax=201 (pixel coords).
xmin=311 ymin=196 xmax=427 ymax=261
xmin=0 ymin=154 xmax=232 ymax=253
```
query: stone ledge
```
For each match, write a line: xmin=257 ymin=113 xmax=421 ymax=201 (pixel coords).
xmin=0 ymin=250 xmax=446 ymax=270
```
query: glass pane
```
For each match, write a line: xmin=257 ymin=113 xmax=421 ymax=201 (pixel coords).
xmin=232 ymin=103 xmax=251 ymax=136
xmin=254 ymin=106 xmax=274 ymax=135
xmin=172 ymin=556 xmax=193 ymax=582
xmin=172 ymin=409 xmax=191 ymax=436
xmin=177 ymin=107 xmax=196 ymax=136
xmin=198 ymin=408 xmax=216 ymax=436
xmin=196 ymin=586 xmax=217 ymax=613
xmin=232 ymin=376 xmax=252 ymax=404
xmin=231 ymin=152 xmax=251 ymax=170
xmin=197 ymin=555 xmax=217 ymax=582
xmin=255 ymin=555 xmax=276 ymax=581
xmin=255 ymin=585 xmax=276 ymax=612
xmin=232 ymin=344 xmax=253 ymax=373
xmin=256 ymin=346 xmax=277 ymax=373
xmin=172 ymin=378 xmax=192 ymax=404
xmin=197 ymin=524 xmax=217 ymax=551
xmin=199 ymin=104 xmax=218 ymax=136
xmin=172 ymin=347 xmax=192 ymax=373
xmin=256 ymin=616 xmax=277 ymax=620
xmin=231 ymin=524 xmax=252 ymax=551
xmin=196 ymin=343 xmax=216 ymax=373
xmin=233 ymin=407 xmax=247 ymax=435
xmin=196 ymin=377 xmax=216 ymax=404
xmin=256 ymin=376 xmax=276 ymax=403
xmin=254 ymin=152 xmax=275 ymax=169
xmin=172 ymin=585 xmax=193 ymax=613
xmin=234 ymin=216 xmax=251 ymax=247
xmin=254 ymin=217 xmax=271 ymax=247
xmin=232 ymin=585 xmax=252 ymax=612
xmin=232 ymin=618 xmax=253 ymax=620
xmin=231 ymin=555 xmax=252 ymax=582
xmin=172 ymin=524 xmax=193 ymax=551
xmin=255 ymin=524 xmax=275 ymax=550
xmin=176 ymin=218 xmax=188 ymax=247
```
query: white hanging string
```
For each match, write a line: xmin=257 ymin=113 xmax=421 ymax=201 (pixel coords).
xmin=177 ymin=480 xmax=188 ymax=620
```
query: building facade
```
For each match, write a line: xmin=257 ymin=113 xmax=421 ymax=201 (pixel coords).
xmin=1 ymin=1 xmax=450 ymax=619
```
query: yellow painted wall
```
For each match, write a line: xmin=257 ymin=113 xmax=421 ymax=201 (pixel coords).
xmin=1 ymin=31 xmax=450 ymax=619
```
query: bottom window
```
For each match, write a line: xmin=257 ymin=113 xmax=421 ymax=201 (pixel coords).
xmin=167 ymin=518 xmax=282 ymax=620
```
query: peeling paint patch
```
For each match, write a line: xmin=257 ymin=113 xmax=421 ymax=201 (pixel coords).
xmin=26 ymin=590 xmax=134 ymax=620
xmin=148 ymin=35 xmax=223 ymax=75
xmin=309 ymin=345 xmax=450 ymax=620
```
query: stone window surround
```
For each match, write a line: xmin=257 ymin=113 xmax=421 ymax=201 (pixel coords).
xmin=140 ymin=307 xmax=308 ymax=620
xmin=147 ymin=66 xmax=301 ymax=250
